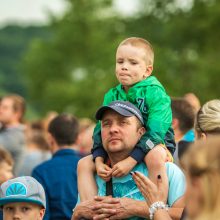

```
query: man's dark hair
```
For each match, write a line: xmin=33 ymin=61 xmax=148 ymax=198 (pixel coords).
xmin=171 ymin=98 xmax=195 ymax=134
xmin=48 ymin=113 xmax=79 ymax=146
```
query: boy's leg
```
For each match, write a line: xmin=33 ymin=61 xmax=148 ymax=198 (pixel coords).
xmin=144 ymin=145 xmax=168 ymax=203
xmin=77 ymin=155 xmax=97 ymax=201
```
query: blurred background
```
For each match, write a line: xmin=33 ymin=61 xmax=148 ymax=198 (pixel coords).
xmin=0 ymin=0 xmax=219 ymax=120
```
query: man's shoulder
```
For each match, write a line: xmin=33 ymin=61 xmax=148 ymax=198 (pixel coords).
xmin=33 ymin=157 xmax=53 ymax=172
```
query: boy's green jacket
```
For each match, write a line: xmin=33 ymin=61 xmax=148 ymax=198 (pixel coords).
xmin=92 ymin=76 xmax=175 ymax=162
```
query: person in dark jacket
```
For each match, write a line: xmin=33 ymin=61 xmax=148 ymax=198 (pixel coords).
xmin=32 ymin=113 xmax=81 ymax=220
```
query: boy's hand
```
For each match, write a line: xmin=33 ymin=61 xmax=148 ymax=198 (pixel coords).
xmin=112 ymin=157 xmax=137 ymax=177
xmin=95 ymin=157 xmax=112 ymax=182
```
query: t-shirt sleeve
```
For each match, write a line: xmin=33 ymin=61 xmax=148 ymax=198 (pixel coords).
xmin=166 ymin=163 xmax=186 ymax=206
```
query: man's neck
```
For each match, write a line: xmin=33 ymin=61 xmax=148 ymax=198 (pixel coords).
xmin=108 ymin=152 xmax=129 ymax=167
xmin=52 ymin=144 xmax=78 ymax=154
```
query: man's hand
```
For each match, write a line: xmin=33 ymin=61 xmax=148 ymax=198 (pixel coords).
xmin=95 ymin=157 xmax=112 ymax=182
xmin=72 ymin=199 xmax=97 ymax=220
xmin=92 ymin=197 xmax=147 ymax=219
xmin=112 ymin=157 xmax=137 ymax=177
xmin=92 ymin=196 xmax=120 ymax=220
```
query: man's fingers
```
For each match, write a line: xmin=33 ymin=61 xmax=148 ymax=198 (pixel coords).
xmin=93 ymin=212 xmax=113 ymax=220
xmin=94 ymin=196 xmax=120 ymax=204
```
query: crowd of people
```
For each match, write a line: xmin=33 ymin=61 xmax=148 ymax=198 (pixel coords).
xmin=0 ymin=36 xmax=219 ymax=220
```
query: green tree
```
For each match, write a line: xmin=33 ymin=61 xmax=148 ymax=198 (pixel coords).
xmin=23 ymin=0 xmax=220 ymax=119
xmin=23 ymin=0 xmax=125 ymax=118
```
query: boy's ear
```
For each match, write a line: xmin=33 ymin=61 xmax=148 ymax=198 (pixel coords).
xmin=144 ymin=65 xmax=153 ymax=78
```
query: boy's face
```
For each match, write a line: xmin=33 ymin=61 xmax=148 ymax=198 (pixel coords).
xmin=116 ymin=44 xmax=152 ymax=91
xmin=0 ymin=162 xmax=13 ymax=184
xmin=3 ymin=202 xmax=45 ymax=220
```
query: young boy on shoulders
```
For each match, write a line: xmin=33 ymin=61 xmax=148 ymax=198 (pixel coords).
xmin=78 ymin=37 xmax=175 ymax=201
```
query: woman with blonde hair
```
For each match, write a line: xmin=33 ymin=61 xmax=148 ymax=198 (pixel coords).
xmin=132 ymin=99 xmax=220 ymax=220
xmin=195 ymin=99 xmax=220 ymax=139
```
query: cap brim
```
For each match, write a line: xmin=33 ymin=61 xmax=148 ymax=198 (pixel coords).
xmin=0 ymin=198 xmax=46 ymax=208
xmin=95 ymin=106 xmax=134 ymax=120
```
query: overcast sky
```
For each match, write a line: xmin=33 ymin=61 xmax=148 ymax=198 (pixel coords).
xmin=0 ymin=0 xmax=137 ymax=27
xmin=0 ymin=0 xmax=67 ymax=27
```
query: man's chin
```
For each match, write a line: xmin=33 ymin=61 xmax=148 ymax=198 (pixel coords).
xmin=107 ymin=144 xmax=123 ymax=153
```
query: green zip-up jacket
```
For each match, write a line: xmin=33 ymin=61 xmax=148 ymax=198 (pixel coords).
xmin=92 ymin=76 xmax=175 ymax=162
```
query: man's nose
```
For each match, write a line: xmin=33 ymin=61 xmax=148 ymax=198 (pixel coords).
xmin=109 ymin=123 xmax=119 ymax=133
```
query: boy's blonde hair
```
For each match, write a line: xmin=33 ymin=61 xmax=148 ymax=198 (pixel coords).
xmin=181 ymin=137 xmax=220 ymax=220
xmin=118 ymin=37 xmax=154 ymax=65
xmin=195 ymin=99 xmax=220 ymax=137
xmin=0 ymin=147 xmax=14 ymax=166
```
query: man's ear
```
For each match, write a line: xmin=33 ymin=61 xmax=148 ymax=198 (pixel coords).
xmin=47 ymin=133 xmax=55 ymax=147
xmin=144 ymin=65 xmax=153 ymax=78
xmin=138 ymin=126 xmax=146 ymax=137
xmin=172 ymin=118 xmax=179 ymax=130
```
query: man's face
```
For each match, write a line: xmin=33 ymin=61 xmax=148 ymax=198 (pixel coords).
xmin=101 ymin=110 xmax=145 ymax=155
xmin=0 ymin=162 xmax=13 ymax=184
xmin=115 ymin=44 xmax=149 ymax=92
xmin=3 ymin=202 xmax=45 ymax=220
xmin=0 ymin=98 xmax=15 ymax=125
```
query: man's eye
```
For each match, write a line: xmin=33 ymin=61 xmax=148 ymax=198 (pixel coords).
xmin=102 ymin=122 xmax=110 ymax=127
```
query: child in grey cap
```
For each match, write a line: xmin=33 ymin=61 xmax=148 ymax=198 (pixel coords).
xmin=0 ymin=176 xmax=46 ymax=220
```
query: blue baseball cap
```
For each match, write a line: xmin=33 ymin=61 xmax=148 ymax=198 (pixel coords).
xmin=95 ymin=101 xmax=144 ymax=125
xmin=0 ymin=176 xmax=46 ymax=208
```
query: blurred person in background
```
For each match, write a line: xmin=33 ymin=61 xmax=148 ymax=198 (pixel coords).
xmin=194 ymin=99 xmax=220 ymax=140
xmin=18 ymin=121 xmax=51 ymax=176
xmin=0 ymin=147 xmax=14 ymax=220
xmin=171 ymin=98 xmax=196 ymax=163
xmin=0 ymin=94 xmax=26 ymax=175
xmin=132 ymin=99 xmax=220 ymax=220
xmin=133 ymin=137 xmax=220 ymax=220
xmin=32 ymin=113 xmax=81 ymax=220
xmin=184 ymin=93 xmax=201 ymax=114
xmin=77 ymin=119 xmax=95 ymax=156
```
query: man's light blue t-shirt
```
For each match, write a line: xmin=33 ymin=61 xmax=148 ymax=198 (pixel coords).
xmin=96 ymin=162 xmax=185 ymax=220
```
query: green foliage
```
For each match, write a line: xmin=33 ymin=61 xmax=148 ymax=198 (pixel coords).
xmin=1 ymin=0 xmax=219 ymax=119
xmin=0 ymin=25 xmax=51 ymax=97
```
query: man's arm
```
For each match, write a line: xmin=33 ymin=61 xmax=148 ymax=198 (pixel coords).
xmin=92 ymin=196 xmax=184 ymax=220
xmin=72 ymin=197 xmax=119 ymax=220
